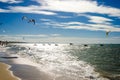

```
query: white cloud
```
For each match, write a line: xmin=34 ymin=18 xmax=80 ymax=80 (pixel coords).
xmin=8 ymin=5 xmax=56 ymax=15
xmin=40 ymin=18 xmax=52 ymax=22
xmin=0 ymin=0 xmax=120 ymax=33
xmin=56 ymin=15 xmax=72 ymax=18
xmin=67 ymin=22 xmax=83 ymax=25
xmin=77 ymin=13 xmax=113 ymax=24
xmin=34 ymin=0 xmax=120 ymax=17
xmin=43 ymin=20 xmax=120 ymax=32
xmin=0 ymin=8 xmax=9 ymax=12
xmin=0 ymin=8 xmax=5 ymax=12
xmin=1 ymin=0 xmax=120 ymax=17
xmin=87 ymin=16 xmax=113 ymax=24
xmin=0 ymin=0 xmax=23 ymax=4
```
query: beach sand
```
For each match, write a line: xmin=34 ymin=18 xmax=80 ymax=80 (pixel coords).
xmin=0 ymin=62 xmax=20 ymax=80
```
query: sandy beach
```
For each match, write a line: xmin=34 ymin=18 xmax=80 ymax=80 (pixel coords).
xmin=0 ymin=62 xmax=20 ymax=80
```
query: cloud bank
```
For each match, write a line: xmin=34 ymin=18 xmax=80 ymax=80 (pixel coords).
xmin=35 ymin=0 xmax=120 ymax=17
xmin=42 ymin=19 xmax=120 ymax=32
xmin=0 ymin=0 xmax=120 ymax=33
xmin=0 ymin=0 xmax=23 ymax=4
xmin=0 ymin=0 xmax=120 ymax=17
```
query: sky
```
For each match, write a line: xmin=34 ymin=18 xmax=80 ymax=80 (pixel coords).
xmin=0 ymin=0 xmax=120 ymax=43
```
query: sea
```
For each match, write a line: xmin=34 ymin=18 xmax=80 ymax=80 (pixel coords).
xmin=5 ymin=43 xmax=120 ymax=80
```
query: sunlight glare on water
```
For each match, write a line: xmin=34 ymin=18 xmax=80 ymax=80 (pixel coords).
xmin=6 ymin=43 xmax=109 ymax=80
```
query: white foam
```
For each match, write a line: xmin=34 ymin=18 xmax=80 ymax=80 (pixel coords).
xmin=6 ymin=43 xmax=109 ymax=80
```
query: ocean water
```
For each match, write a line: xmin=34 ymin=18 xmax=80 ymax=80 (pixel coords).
xmin=6 ymin=43 xmax=120 ymax=80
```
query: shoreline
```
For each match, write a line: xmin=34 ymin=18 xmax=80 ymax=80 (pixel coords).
xmin=0 ymin=47 xmax=54 ymax=80
xmin=0 ymin=62 xmax=20 ymax=80
xmin=10 ymin=57 xmax=54 ymax=80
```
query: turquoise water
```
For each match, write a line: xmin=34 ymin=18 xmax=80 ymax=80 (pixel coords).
xmin=69 ymin=44 xmax=120 ymax=79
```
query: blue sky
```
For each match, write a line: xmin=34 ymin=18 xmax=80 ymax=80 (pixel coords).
xmin=0 ymin=0 xmax=120 ymax=43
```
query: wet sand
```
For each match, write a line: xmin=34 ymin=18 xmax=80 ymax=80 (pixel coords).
xmin=0 ymin=59 xmax=53 ymax=80
xmin=10 ymin=64 xmax=53 ymax=80
xmin=0 ymin=62 xmax=20 ymax=80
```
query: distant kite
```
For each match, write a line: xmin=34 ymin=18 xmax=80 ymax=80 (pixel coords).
xmin=22 ymin=16 xmax=27 ymax=20
xmin=28 ymin=19 xmax=35 ymax=25
xmin=106 ymin=30 xmax=110 ymax=37
xmin=22 ymin=16 xmax=35 ymax=25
